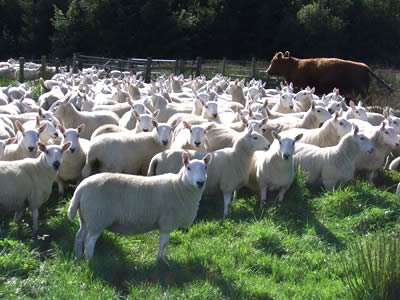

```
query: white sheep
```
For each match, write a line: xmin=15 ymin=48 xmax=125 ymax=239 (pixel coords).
xmin=293 ymin=125 xmax=374 ymax=189
xmin=118 ymin=102 xmax=149 ymax=129
xmin=148 ymin=129 xmax=270 ymax=217
xmin=82 ymin=122 xmax=173 ymax=177
xmin=68 ymin=152 xmax=211 ymax=260
xmin=343 ymin=101 xmax=368 ymax=121
xmin=54 ymin=95 xmax=120 ymax=139
xmin=170 ymin=121 xmax=213 ymax=151
xmin=56 ymin=124 xmax=89 ymax=197
xmin=0 ymin=142 xmax=71 ymax=234
xmin=132 ymin=110 xmax=160 ymax=133
xmin=280 ymin=113 xmax=352 ymax=147
xmin=23 ymin=117 xmax=60 ymax=144
xmin=3 ymin=121 xmax=47 ymax=161
xmin=248 ymin=131 xmax=303 ymax=207
xmin=0 ymin=137 xmax=17 ymax=160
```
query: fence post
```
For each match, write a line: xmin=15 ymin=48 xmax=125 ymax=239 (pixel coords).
xmin=19 ymin=57 xmax=25 ymax=83
xmin=195 ymin=56 xmax=202 ymax=77
xmin=40 ymin=55 xmax=47 ymax=78
xmin=144 ymin=57 xmax=152 ymax=83
xmin=73 ymin=53 xmax=80 ymax=73
xmin=222 ymin=57 xmax=227 ymax=76
xmin=178 ymin=59 xmax=185 ymax=75
xmin=251 ymin=56 xmax=257 ymax=79
xmin=55 ymin=57 xmax=60 ymax=74
xmin=173 ymin=60 xmax=178 ymax=75
xmin=66 ymin=58 xmax=71 ymax=72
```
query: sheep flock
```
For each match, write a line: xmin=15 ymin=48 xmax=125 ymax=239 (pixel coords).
xmin=1 ymin=63 xmax=400 ymax=260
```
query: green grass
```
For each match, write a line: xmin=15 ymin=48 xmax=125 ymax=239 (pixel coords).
xmin=1 ymin=170 xmax=400 ymax=299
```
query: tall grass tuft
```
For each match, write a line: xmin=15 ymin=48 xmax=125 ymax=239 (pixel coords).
xmin=340 ymin=233 xmax=400 ymax=300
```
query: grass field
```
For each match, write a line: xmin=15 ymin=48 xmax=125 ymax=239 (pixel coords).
xmin=1 ymin=77 xmax=400 ymax=299
xmin=0 ymin=170 xmax=399 ymax=299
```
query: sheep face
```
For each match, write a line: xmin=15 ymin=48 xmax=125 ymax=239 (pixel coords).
xmin=279 ymin=92 xmax=295 ymax=110
xmin=134 ymin=110 xmax=159 ymax=133
xmin=352 ymin=127 xmax=374 ymax=154
xmin=39 ymin=109 xmax=59 ymax=127
xmin=312 ymin=104 xmax=331 ymax=124
xmin=349 ymin=101 xmax=368 ymax=121
xmin=38 ymin=142 xmax=71 ymax=171
xmin=16 ymin=121 xmax=47 ymax=153
xmin=272 ymin=131 xmax=303 ymax=160
xmin=202 ymin=100 xmax=219 ymax=120
xmin=247 ymin=118 xmax=267 ymax=135
xmin=131 ymin=103 xmax=146 ymax=115
xmin=332 ymin=115 xmax=352 ymax=137
xmin=181 ymin=152 xmax=212 ymax=189
xmin=245 ymin=129 xmax=270 ymax=151
xmin=380 ymin=124 xmax=399 ymax=148
xmin=387 ymin=116 xmax=400 ymax=134
xmin=327 ymin=100 xmax=344 ymax=114
xmin=294 ymin=87 xmax=314 ymax=102
xmin=60 ymin=124 xmax=84 ymax=153
xmin=40 ymin=120 xmax=59 ymax=142
xmin=155 ymin=123 xmax=173 ymax=146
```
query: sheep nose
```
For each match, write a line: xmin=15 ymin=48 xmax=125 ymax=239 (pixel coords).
xmin=196 ymin=181 xmax=205 ymax=188
xmin=54 ymin=132 xmax=58 ymax=138
xmin=69 ymin=147 xmax=76 ymax=153
xmin=264 ymin=145 xmax=270 ymax=151
xmin=142 ymin=129 xmax=149 ymax=132
xmin=283 ymin=154 xmax=290 ymax=160
xmin=53 ymin=161 xmax=60 ymax=170
xmin=213 ymin=113 xmax=218 ymax=118
xmin=328 ymin=109 xmax=333 ymax=114
xmin=396 ymin=143 xmax=400 ymax=147
xmin=194 ymin=141 xmax=201 ymax=147
xmin=289 ymin=105 xmax=294 ymax=109
xmin=368 ymin=148 xmax=374 ymax=154
xmin=28 ymin=146 xmax=35 ymax=152
xmin=162 ymin=140 xmax=168 ymax=146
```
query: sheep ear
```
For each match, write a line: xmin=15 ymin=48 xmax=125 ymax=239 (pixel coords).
xmin=263 ymin=99 xmax=268 ymax=109
xmin=182 ymin=152 xmax=190 ymax=166
xmin=5 ymin=137 xmax=17 ymax=145
xmin=77 ymin=124 xmax=85 ymax=134
xmin=35 ymin=116 xmax=41 ymax=128
xmin=349 ymin=100 xmax=355 ymax=108
xmin=240 ymin=115 xmax=248 ymax=125
xmin=358 ymin=100 xmax=364 ymax=107
xmin=153 ymin=109 xmax=160 ymax=119
xmin=15 ymin=120 xmax=24 ymax=133
xmin=311 ymin=101 xmax=315 ymax=110
xmin=261 ymin=117 xmax=268 ymax=125
xmin=38 ymin=108 xmax=44 ymax=118
xmin=311 ymin=87 xmax=315 ymax=94
xmin=37 ymin=142 xmax=47 ymax=153
xmin=272 ymin=131 xmax=281 ymax=141
xmin=61 ymin=142 xmax=72 ymax=152
xmin=353 ymin=125 xmax=359 ymax=135
xmin=152 ymin=120 xmax=158 ymax=128
xmin=334 ymin=112 xmax=339 ymax=120
xmin=247 ymin=127 xmax=254 ymax=135
xmin=38 ymin=122 xmax=47 ymax=134
xmin=182 ymin=120 xmax=191 ymax=130
xmin=204 ymin=123 xmax=214 ymax=132
xmin=294 ymin=134 xmax=303 ymax=142
xmin=202 ymin=153 xmax=212 ymax=166
xmin=380 ymin=121 xmax=386 ymax=130
xmin=132 ymin=109 xmax=140 ymax=119
xmin=57 ymin=124 xmax=65 ymax=134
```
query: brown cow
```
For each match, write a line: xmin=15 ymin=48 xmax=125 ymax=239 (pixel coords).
xmin=266 ymin=51 xmax=394 ymax=99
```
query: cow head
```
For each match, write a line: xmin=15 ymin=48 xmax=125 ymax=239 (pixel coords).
xmin=266 ymin=51 xmax=293 ymax=76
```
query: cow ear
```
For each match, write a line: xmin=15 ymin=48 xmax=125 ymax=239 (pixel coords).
xmin=276 ymin=52 xmax=283 ymax=59
xmin=284 ymin=51 xmax=290 ymax=57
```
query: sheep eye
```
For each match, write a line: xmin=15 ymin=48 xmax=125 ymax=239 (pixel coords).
xmin=395 ymin=121 xmax=398 ymax=125
xmin=262 ymin=129 xmax=266 ymax=132
xmin=385 ymin=131 xmax=389 ymax=135
xmin=187 ymin=166 xmax=191 ymax=171
xmin=253 ymin=137 xmax=258 ymax=140
xmin=317 ymin=109 xmax=321 ymax=112
xmin=360 ymin=137 xmax=365 ymax=140
xmin=356 ymin=110 xmax=359 ymax=114
xmin=339 ymin=122 xmax=344 ymax=126
xmin=205 ymin=105 xmax=208 ymax=109
xmin=292 ymin=142 xmax=295 ymax=146
xmin=63 ymin=134 xmax=66 ymax=138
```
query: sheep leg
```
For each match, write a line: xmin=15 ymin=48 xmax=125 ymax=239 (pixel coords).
xmin=259 ymin=187 xmax=267 ymax=209
xmin=31 ymin=208 xmax=39 ymax=236
xmin=223 ymin=191 xmax=232 ymax=218
xmin=14 ymin=208 xmax=25 ymax=222
xmin=274 ymin=188 xmax=288 ymax=205
xmin=157 ymin=232 xmax=170 ymax=258
xmin=84 ymin=231 xmax=101 ymax=260
xmin=57 ymin=179 xmax=64 ymax=199
xmin=368 ymin=171 xmax=376 ymax=185
xmin=74 ymin=224 xmax=88 ymax=259
xmin=232 ymin=190 xmax=237 ymax=202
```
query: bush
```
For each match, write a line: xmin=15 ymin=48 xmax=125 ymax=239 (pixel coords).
xmin=340 ymin=233 xmax=400 ymax=300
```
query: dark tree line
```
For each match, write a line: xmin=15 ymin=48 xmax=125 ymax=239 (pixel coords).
xmin=1 ymin=0 xmax=400 ymax=65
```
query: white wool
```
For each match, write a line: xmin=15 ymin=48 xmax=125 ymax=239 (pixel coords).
xmin=0 ymin=142 xmax=70 ymax=233
xmin=170 ymin=121 xmax=213 ymax=151
xmin=90 ymin=124 xmax=128 ymax=139
xmin=294 ymin=126 xmax=374 ymax=189
xmin=82 ymin=123 xmax=172 ymax=177
xmin=68 ymin=153 xmax=211 ymax=259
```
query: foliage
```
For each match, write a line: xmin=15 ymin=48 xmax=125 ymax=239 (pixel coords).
xmin=1 ymin=0 xmax=400 ymax=65
xmin=340 ymin=233 xmax=400 ymax=300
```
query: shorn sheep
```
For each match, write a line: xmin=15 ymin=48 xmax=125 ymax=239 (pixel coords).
xmin=248 ymin=131 xmax=303 ymax=207
xmin=293 ymin=125 xmax=374 ymax=189
xmin=0 ymin=142 xmax=71 ymax=234
xmin=68 ymin=152 xmax=212 ymax=260
xmin=82 ymin=122 xmax=173 ymax=177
